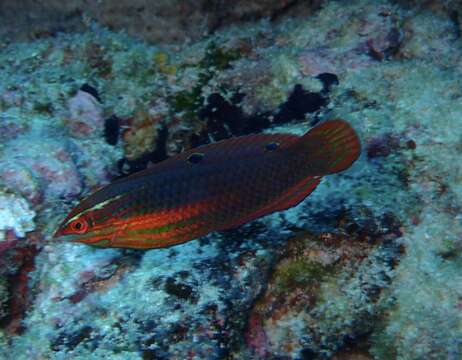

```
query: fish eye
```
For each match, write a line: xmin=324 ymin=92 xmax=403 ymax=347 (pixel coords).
xmin=69 ymin=219 xmax=89 ymax=234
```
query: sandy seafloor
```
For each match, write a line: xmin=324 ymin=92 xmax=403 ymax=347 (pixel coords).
xmin=0 ymin=0 xmax=461 ymax=359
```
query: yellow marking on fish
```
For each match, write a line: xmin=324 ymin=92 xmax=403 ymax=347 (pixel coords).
xmin=64 ymin=194 xmax=124 ymax=226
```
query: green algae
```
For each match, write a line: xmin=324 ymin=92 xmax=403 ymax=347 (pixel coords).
xmin=169 ymin=42 xmax=242 ymax=117
xmin=200 ymin=42 xmax=242 ymax=71
xmin=152 ymin=52 xmax=177 ymax=75
xmin=1 ymin=1 xmax=462 ymax=358
xmin=84 ymin=42 xmax=113 ymax=78
xmin=33 ymin=101 xmax=54 ymax=114
xmin=273 ymin=258 xmax=335 ymax=293
xmin=169 ymin=88 xmax=203 ymax=117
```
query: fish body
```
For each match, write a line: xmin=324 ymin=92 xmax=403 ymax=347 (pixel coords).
xmin=54 ymin=120 xmax=360 ymax=249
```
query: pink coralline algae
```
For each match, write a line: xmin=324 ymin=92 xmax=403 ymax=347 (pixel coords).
xmin=0 ymin=138 xmax=82 ymax=202
xmin=0 ymin=193 xmax=35 ymax=242
xmin=299 ymin=46 xmax=374 ymax=78
xmin=67 ymin=138 xmax=120 ymax=189
xmin=0 ymin=116 xmax=28 ymax=143
xmin=0 ymin=0 xmax=460 ymax=358
xmin=246 ymin=312 xmax=270 ymax=358
xmin=67 ymin=90 xmax=104 ymax=137
xmin=299 ymin=6 xmax=402 ymax=77
xmin=1 ymin=240 xmax=39 ymax=334
xmin=0 ymin=163 xmax=40 ymax=205
xmin=0 ymin=90 xmax=24 ymax=107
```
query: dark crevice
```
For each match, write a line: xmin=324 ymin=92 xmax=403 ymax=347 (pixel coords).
xmin=80 ymin=83 xmax=101 ymax=102
xmin=449 ymin=10 xmax=461 ymax=39
xmin=117 ymin=124 xmax=169 ymax=176
xmin=119 ymin=82 xmax=334 ymax=175
xmin=104 ymin=115 xmax=120 ymax=146
xmin=270 ymin=0 xmax=306 ymax=22
xmin=0 ymin=245 xmax=39 ymax=334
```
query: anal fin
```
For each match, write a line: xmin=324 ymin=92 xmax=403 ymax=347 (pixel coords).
xmin=221 ymin=176 xmax=322 ymax=230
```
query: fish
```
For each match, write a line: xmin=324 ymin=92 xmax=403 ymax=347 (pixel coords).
xmin=54 ymin=120 xmax=361 ymax=249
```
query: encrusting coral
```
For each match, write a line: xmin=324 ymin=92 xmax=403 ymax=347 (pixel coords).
xmin=0 ymin=0 xmax=461 ymax=359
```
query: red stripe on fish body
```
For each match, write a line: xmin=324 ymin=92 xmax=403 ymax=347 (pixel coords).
xmin=54 ymin=120 xmax=360 ymax=249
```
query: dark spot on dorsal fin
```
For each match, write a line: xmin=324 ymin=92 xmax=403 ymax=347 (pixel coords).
xmin=187 ymin=152 xmax=204 ymax=164
xmin=265 ymin=142 xmax=279 ymax=151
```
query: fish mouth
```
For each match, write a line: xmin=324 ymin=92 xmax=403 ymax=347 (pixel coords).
xmin=52 ymin=233 xmax=81 ymax=243
xmin=53 ymin=232 xmax=113 ymax=247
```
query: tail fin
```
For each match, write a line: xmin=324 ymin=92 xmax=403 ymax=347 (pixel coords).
xmin=295 ymin=120 xmax=361 ymax=175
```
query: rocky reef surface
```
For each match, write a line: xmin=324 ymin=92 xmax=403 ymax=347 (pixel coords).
xmin=0 ymin=0 xmax=461 ymax=359
xmin=0 ymin=0 xmax=321 ymax=44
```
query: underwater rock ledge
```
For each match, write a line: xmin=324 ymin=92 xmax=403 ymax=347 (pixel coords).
xmin=0 ymin=0 xmax=462 ymax=359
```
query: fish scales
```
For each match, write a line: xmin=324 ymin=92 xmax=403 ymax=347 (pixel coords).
xmin=54 ymin=120 xmax=361 ymax=249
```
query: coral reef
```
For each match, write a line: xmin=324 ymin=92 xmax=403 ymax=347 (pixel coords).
xmin=0 ymin=0 xmax=321 ymax=44
xmin=6 ymin=228 xmax=283 ymax=358
xmin=0 ymin=0 xmax=461 ymax=359
xmin=0 ymin=192 xmax=35 ymax=242
xmin=246 ymin=224 xmax=402 ymax=358
xmin=67 ymin=89 xmax=104 ymax=137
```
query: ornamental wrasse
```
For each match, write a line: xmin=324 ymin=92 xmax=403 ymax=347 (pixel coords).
xmin=54 ymin=120 xmax=360 ymax=249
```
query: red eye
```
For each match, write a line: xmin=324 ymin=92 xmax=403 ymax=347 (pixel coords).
xmin=69 ymin=219 xmax=89 ymax=234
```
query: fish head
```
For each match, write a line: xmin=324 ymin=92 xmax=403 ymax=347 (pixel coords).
xmin=53 ymin=193 xmax=125 ymax=247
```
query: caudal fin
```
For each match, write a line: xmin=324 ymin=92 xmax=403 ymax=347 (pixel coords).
xmin=297 ymin=120 xmax=361 ymax=175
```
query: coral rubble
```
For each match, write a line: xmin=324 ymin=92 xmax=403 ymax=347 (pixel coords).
xmin=0 ymin=0 xmax=461 ymax=359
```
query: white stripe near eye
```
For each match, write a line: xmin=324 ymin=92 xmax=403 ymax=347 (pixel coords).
xmin=64 ymin=194 xmax=124 ymax=226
